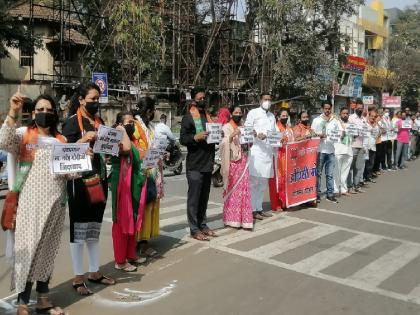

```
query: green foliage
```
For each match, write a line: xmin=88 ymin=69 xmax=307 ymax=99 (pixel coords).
xmin=0 ymin=0 xmax=42 ymax=59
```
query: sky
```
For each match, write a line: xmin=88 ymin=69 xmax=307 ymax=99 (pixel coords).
xmin=366 ymin=0 xmax=417 ymax=9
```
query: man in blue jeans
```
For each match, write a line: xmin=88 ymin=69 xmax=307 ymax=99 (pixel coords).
xmin=311 ymin=101 xmax=340 ymax=203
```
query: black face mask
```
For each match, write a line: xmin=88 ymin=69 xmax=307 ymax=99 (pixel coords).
xmin=124 ymin=123 xmax=135 ymax=138
xmin=301 ymin=120 xmax=309 ymax=126
xmin=85 ymin=102 xmax=99 ymax=116
xmin=280 ymin=118 xmax=288 ymax=125
xmin=232 ymin=115 xmax=242 ymax=124
xmin=196 ymin=100 xmax=206 ymax=109
xmin=35 ymin=112 xmax=56 ymax=128
xmin=355 ymin=109 xmax=363 ymax=116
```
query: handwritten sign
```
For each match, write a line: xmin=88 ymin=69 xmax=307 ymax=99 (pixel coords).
xmin=154 ymin=137 xmax=168 ymax=150
xmin=142 ymin=149 xmax=161 ymax=169
xmin=51 ymin=143 xmax=92 ymax=174
xmin=361 ymin=125 xmax=370 ymax=138
xmin=93 ymin=125 xmax=123 ymax=156
xmin=239 ymin=126 xmax=254 ymax=144
xmin=345 ymin=123 xmax=359 ymax=137
xmin=402 ymin=120 xmax=412 ymax=129
xmin=206 ymin=123 xmax=222 ymax=144
xmin=371 ymin=127 xmax=380 ymax=138
xmin=267 ymin=130 xmax=283 ymax=147
xmin=327 ymin=128 xmax=342 ymax=143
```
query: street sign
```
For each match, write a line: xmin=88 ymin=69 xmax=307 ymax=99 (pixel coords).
xmin=363 ymin=96 xmax=374 ymax=105
xmin=382 ymin=96 xmax=401 ymax=108
xmin=92 ymin=72 xmax=109 ymax=103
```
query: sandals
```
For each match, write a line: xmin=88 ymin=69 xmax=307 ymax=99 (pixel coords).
xmin=87 ymin=274 xmax=116 ymax=285
xmin=202 ymin=228 xmax=218 ymax=237
xmin=191 ymin=231 xmax=210 ymax=241
xmin=17 ymin=305 xmax=30 ymax=315
xmin=142 ymin=247 xmax=157 ymax=257
xmin=36 ymin=306 xmax=65 ymax=315
xmin=115 ymin=262 xmax=137 ymax=272
xmin=128 ymin=256 xmax=147 ymax=264
xmin=72 ymin=282 xmax=93 ymax=296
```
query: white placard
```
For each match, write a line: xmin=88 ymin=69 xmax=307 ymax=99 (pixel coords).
xmin=371 ymin=127 xmax=380 ymax=138
xmin=327 ymin=128 xmax=342 ymax=143
xmin=154 ymin=136 xmax=168 ymax=150
xmin=239 ymin=126 xmax=254 ymax=144
xmin=267 ymin=130 xmax=283 ymax=147
xmin=206 ymin=123 xmax=222 ymax=144
xmin=142 ymin=148 xmax=161 ymax=169
xmin=345 ymin=123 xmax=359 ymax=137
xmin=93 ymin=125 xmax=123 ymax=156
xmin=402 ymin=120 xmax=412 ymax=129
xmin=361 ymin=125 xmax=370 ymax=138
xmin=51 ymin=143 xmax=92 ymax=174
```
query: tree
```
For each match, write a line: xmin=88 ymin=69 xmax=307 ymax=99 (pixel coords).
xmin=0 ymin=0 xmax=42 ymax=60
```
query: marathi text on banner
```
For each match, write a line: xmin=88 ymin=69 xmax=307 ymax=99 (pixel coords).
xmin=402 ymin=120 xmax=412 ymax=129
xmin=93 ymin=125 xmax=123 ymax=156
xmin=345 ymin=123 xmax=359 ymax=137
xmin=327 ymin=128 xmax=342 ymax=143
xmin=51 ymin=143 xmax=92 ymax=174
xmin=285 ymin=138 xmax=320 ymax=208
xmin=239 ymin=126 xmax=254 ymax=144
xmin=142 ymin=148 xmax=161 ymax=169
xmin=267 ymin=130 xmax=283 ymax=147
xmin=206 ymin=123 xmax=222 ymax=144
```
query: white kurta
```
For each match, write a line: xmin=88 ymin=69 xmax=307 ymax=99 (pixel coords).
xmin=245 ymin=107 xmax=276 ymax=178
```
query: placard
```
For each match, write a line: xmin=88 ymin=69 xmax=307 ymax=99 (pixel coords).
xmin=371 ymin=127 xmax=380 ymax=138
xmin=93 ymin=125 xmax=123 ymax=156
xmin=267 ymin=130 xmax=283 ymax=147
xmin=402 ymin=120 xmax=412 ymax=129
xmin=51 ymin=143 xmax=92 ymax=174
xmin=206 ymin=123 xmax=222 ymax=144
xmin=327 ymin=128 xmax=342 ymax=143
xmin=361 ymin=125 xmax=370 ymax=138
xmin=239 ymin=126 xmax=254 ymax=144
xmin=154 ymin=136 xmax=168 ymax=150
xmin=142 ymin=148 xmax=161 ymax=169
xmin=345 ymin=123 xmax=359 ymax=137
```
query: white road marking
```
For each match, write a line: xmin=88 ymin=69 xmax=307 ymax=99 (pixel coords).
xmin=349 ymin=243 xmax=420 ymax=287
xmin=292 ymin=233 xmax=383 ymax=273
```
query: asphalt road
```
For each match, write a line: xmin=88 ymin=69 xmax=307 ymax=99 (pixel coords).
xmin=1 ymin=159 xmax=420 ymax=315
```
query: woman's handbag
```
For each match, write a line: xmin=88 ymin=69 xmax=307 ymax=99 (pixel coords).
xmin=1 ymin=191 xmax=19 ymax=231
xmin=83 ymin=174 xmax=106 ymax=204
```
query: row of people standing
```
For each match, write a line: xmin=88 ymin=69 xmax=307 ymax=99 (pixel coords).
xmin=1 ymin=84 xmax=164 ymax=315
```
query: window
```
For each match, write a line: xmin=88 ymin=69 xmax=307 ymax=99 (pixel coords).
xmin=20 ymin=46 xmax=33 ymax=67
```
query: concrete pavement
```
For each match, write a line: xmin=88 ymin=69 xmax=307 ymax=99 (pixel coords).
xmin=1 ymin=159 xmax=420 ymax=314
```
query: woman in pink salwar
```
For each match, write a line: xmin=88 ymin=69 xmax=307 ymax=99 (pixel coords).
xmin=220 ymin=106 xmax=253 ymax=230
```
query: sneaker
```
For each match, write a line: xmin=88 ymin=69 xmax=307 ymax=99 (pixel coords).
xmin=260 ymin=211 xmax=273 ymax=218
xmin=326 ymin=196 xmax=339 ymax=203
xmin=253 ymin=212 xmax=264 ymax=220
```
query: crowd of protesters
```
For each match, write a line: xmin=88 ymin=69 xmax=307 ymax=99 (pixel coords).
xmin=1 ymin=85 xmax=419 ymax=315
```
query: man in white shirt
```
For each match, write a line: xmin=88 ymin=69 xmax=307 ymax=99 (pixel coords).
xmin=155 ymin=114 xmax=175 ymax=141
xmin=311 ymin=101 xmax=339 ymax=203
xmin=333 ymin=107 xmax=353 ymax=196
xmin=245 ymin=92 xmax=276 ymax=220
xmin=377 ymin=108 xmax=393 ymax=171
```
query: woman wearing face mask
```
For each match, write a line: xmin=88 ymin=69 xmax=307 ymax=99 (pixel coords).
xmin=220 ymin=105 xmax=253 ymax=230
xmin=293 ymin=111 xmax=316 ymax=141
xmin=62 ymin=83 xmax=115 ymax=295
xmin=110 ymin=112 xmax=147 ymax=272
xmin=268 ymin=110 xmax=294 ymax=212
xmin=0 ymin=92 xmax=83 ymax=315
xmin=132 ymin=97 xmax=163 ymax=257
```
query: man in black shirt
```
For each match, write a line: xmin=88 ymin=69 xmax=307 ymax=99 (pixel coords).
xmin=180 ymin=87 xmax=216 ymax=241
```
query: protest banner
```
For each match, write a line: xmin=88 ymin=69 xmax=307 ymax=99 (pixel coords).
xmin=267 ymin=130 xmax=283 ymax=147
xmin=345 ymin=123 xmax=359 ymax=137
xmin=239 ymin=126 xmax=254 ymax=144
xmin=285 ymin=138 xmax=319 ymax=207
xmin=327 ymin=128 xmax=342 ymax=143
xmin=142 ymin=148 xmax=161 ymax=169
xmin=51 ymin=143 xmax=92 ymax=174
xmin=402 ymin=120 xmax=412 ymax=129
xmin=206 ymin=123 xmax=222 ymax=144
xmin=93 ymin=125 xmax=123 ymax=156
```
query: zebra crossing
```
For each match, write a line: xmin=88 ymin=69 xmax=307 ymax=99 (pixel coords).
xmin=102 ymin=194 xmax=420 ymax=306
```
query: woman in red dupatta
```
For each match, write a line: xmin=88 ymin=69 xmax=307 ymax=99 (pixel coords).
xmin=269 ymin=110 xmax=294 ymax=211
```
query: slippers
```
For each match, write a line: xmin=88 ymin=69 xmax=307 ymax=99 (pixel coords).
xmin=143 ymin=247 xmax=157 ymax=257
xmin=128 ymin=257 xmax=147 ymax=264
xmin=88 ymin=275 xmax=116 ymax=285
xmin=115 ymin=263 xmax=137 ymax=272
xmin=35 ymin=305 xmax=65 ymax=315
xmin=201 ymin=228 xmax=218 ymax=237
xmin=191 ymin=232 xmax=210 ymax=241
xmin=72 ymin=282 xmax=92 ymax=296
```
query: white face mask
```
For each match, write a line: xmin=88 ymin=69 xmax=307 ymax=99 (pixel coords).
xmin=261 ymin=100 xmax=271 ymax=110
xmin=384 ymin=112 xmax=389 ymax=117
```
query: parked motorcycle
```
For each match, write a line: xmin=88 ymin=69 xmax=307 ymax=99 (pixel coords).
xmin=212 ymin=146 xmax=223 ymax=187
xmin=163 ymin=139 xmax=184 ymax=175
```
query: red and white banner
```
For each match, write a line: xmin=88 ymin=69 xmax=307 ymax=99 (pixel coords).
xmin=382 ymin=96 xmax=401 ymax=108
xmin=285 ymin=138 xmax=320 ymax=207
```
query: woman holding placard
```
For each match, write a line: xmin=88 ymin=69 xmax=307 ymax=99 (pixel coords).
xmin=110 ymin=111 xmax=147 ymax=272
xmin=394 ymin=111 xmax=411 ymax=169
xmin=133 ymin=97 xmax=164 ymax=257
xmin=0 ymin=92 xmax=74 ymax=315
xmin=62 ymin=83 xmax=115 ymax=295
xmin=220 ymin=105 xmax=253 ymax=230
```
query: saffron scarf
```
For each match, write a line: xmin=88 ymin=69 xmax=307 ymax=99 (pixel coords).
xmin=190 ymin=104 xmax=212 ymax=134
